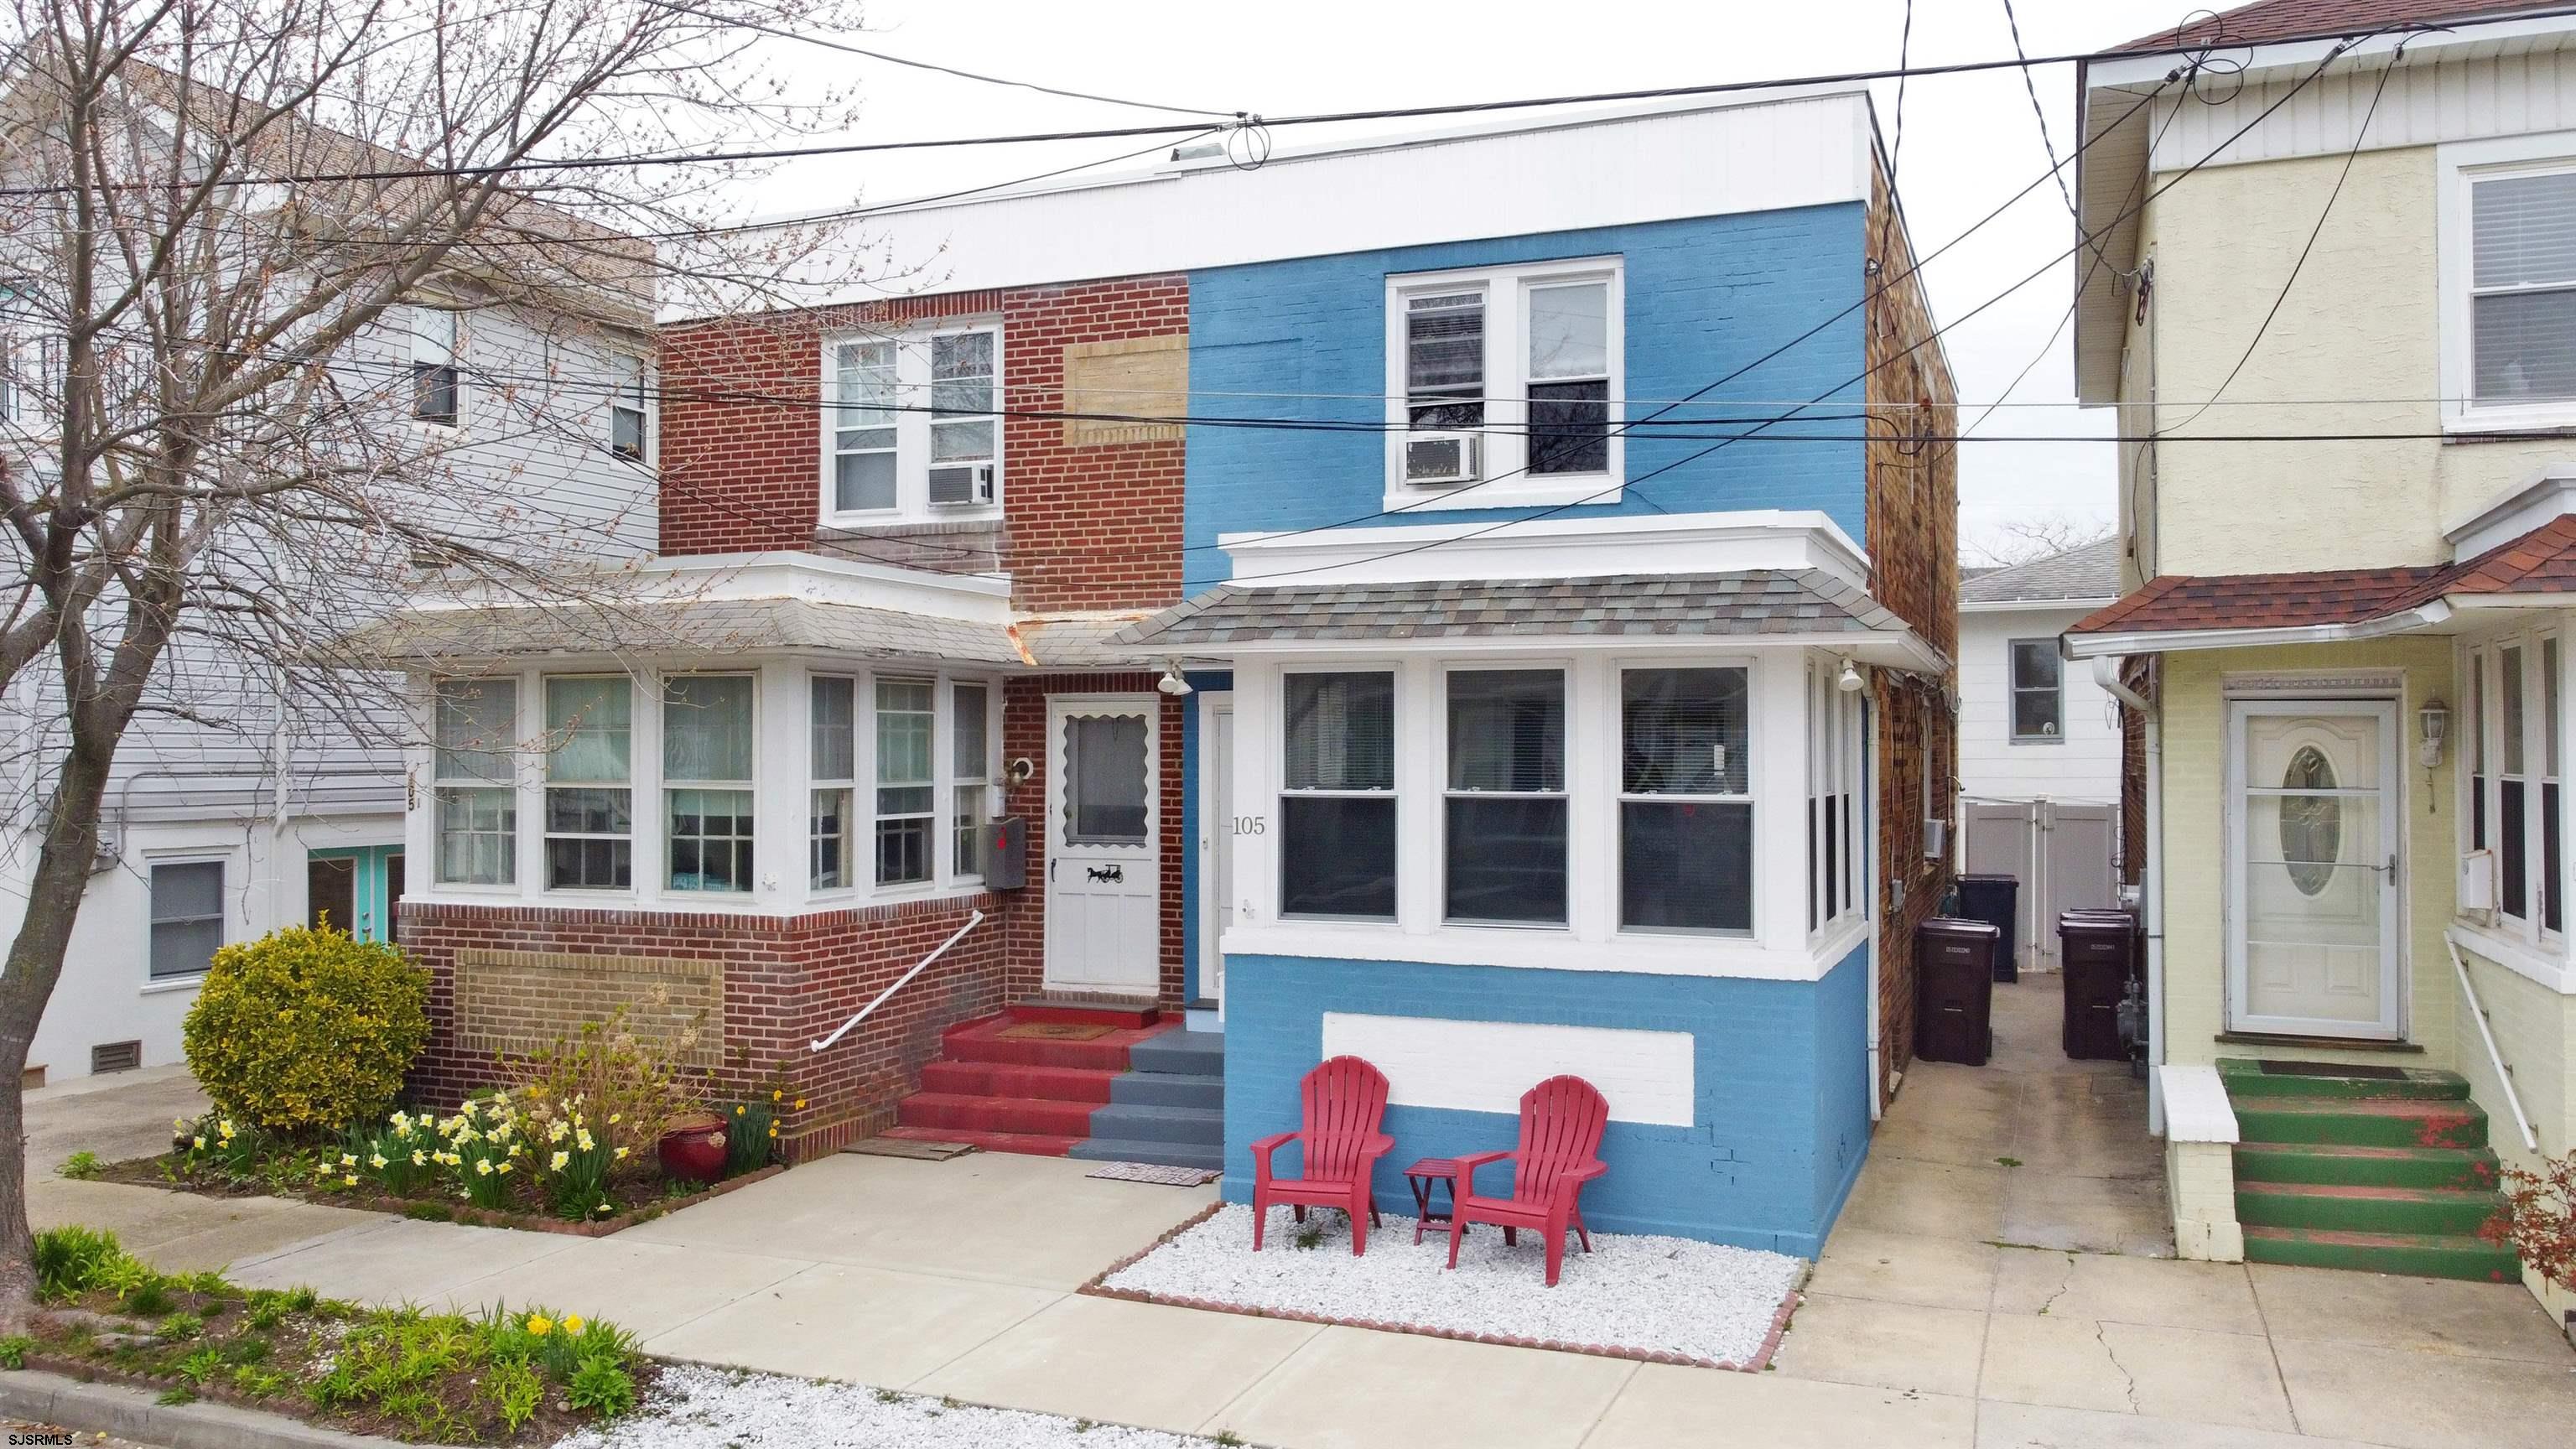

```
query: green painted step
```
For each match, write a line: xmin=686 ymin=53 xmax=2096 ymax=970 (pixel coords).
xmin=2216 ymin=1057 xmax=2470 ymax=1102
xmin=2242 ymin=1225 xmax=2520 ymax=1283
xmin=2231 ymin=1096 xmax=2490 ymax=1150
xmin=2236 ymin=1182 xmax=2506 ymax=1236
xmin=2232 ymin=1142 xmax=2502 ymax=1192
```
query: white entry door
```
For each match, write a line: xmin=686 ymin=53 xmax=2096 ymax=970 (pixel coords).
xmin=1045 ymin=695 xmax=1160 ymax=995
xmin=2225 ymin=700 xmax=2402 ymax=1038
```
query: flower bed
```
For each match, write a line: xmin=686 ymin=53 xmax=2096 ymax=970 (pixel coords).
xmin=3 ymin=1226 xmax=647 ymax=1445
xmin=1088 ymin=1202 xmax=1808 ymax=1371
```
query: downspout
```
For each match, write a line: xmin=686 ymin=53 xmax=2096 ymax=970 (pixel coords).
xmin=2094 ymin=657 xmax=2167 ymax=1135
xmin=1865 ymin=680 xmax=1883 ymax=1122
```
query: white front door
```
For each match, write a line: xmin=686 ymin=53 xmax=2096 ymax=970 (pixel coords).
xmin=1202 ymin=699 xmax=1234 ymax=1007
xmin=2226 ymin=700 xmax=2402 ymax=1038
xmin=1044 ymin=695 xmax=1160 ymax=995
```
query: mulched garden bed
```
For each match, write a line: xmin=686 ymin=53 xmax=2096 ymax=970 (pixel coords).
xmin=96 ymin=1155 xmax=784 ymax=1237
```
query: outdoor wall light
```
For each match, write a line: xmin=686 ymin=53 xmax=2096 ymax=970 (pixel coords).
xmin=1157 ymin=661 xmax=1195 ymax=696
xmin=2418 ymin=699 xmax=2449 ymax=770
xmin=1836 ymin=658 xmax=1866 ymax=693
xmin=1005 ymin=757 xmax=1036 ymax=787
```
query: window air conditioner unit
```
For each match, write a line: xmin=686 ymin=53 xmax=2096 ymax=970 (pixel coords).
xmin=2459 ymin=849 xmax=2496 ymax=913
xmin=928 ymin=463 xmax=996 ymax=506
xmin=1922 ymin=817 xmax=1950 ymax=862
xmin=1405 ymin=431 xmax=1482 ymax=486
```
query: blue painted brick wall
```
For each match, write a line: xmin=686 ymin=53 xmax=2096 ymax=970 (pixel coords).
xmin=1182 ymin=205 xmax=1867 ymax=589
xmin=1220 ymin=943 xmax=1872 ymax=1257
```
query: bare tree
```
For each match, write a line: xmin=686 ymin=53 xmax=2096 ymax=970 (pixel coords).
xmin=1963 ymin=515 xmax=2117 ymax=571
xmin=0 ymin=0 xmax=881 ymax=1322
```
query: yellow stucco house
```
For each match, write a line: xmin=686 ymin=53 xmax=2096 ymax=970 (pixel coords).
xmin=2065 ymin=0 xmax=2576 ymax=1324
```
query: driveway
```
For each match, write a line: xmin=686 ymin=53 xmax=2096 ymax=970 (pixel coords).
xmin=26 ymin=1007 xmax=2576 ymax=1449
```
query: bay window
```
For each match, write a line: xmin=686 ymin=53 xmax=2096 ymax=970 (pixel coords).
xmin=953 ymin=683 xmax=990 ymax=877
xmin=543 ymin=677 xmax=632 ymax=890
xmin=434 ymin=679 xmax=517 ymax=885
xmin=1620 ymin=667 xmax=1753 ymax=934
xmin=664 ymin=675 xmax=755 ymax=893
xmin=810 ymin=676 xmax=856 ymax=891
xmin=876 ymin=678 xmax=936 ymax=886
xmin=1280 ymin=671 xmax=1397 ymax=921
xmin=1443 ymin=668 xmax=1566 ymax=926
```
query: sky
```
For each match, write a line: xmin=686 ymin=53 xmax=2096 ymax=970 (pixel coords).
xmin=713 ymin=0 xmax=2215 ymax=563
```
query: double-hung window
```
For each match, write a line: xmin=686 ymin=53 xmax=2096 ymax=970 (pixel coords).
xmin=1620 ymin=667 xmax=1753 ymax=934
xmin=953 ymin=683 xmax=990 ymax=877
xmin=1388 ymin=260 xmax=1621 ymax=504
xmin=148 ymin=861 xmax=225 ymax=980
xmin=810 ymin=676 xmax=856 ymax=891
xmin=1280 ymin=672 xmax=1397 ymax=921
xmin=825 ymin=325 xmax=1002 ymax=520
xmin=434 ymin=680 xmax=517 ymax=885
xmin=1443 ymin=669 xmax=1566 ymax=926
xmin=876 ymin=678 xmax=937 ymax=886
xmin=610 ymin=352 xmax=650 ymax=460
xmin=2440 ymin=142 xmax=2576 ymax=430
xmin=543 ymin=677 xmax=632 ymax=890
xmin=2009 ymin=641 xmax=2063 ymax=740
xmin=664 ymin=676 xmax=755 ymax=893
xmin=2467 ymin=631 xmax=2565 ymax=943
xmin=412 ymin=308 xmax=460 ymax=424
xmin=1808 ymin=662 xmax=1867 ymax=931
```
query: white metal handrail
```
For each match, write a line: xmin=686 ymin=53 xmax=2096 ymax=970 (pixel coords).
xmin=809 ymin=909 xmax=985 ymax=1053
xmin=2444 ymin=929 xmax=2539 ymax=1151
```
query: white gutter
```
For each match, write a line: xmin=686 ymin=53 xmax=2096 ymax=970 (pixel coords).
xmin=2064 ymin=601 xmax=2453 ymax=661
xmin=2145 ymin=688 xmax=2167 ymax=1136
xmin=2094 ymin=656 xmax=2150 ymax=713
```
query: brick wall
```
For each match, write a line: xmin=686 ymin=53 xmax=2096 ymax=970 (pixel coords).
xmin=657 ymin=277 xmax=1189 ymax=614
xmin=1864 ymin=162 xmax=1962 ymax=1105
xmin=401 ymin=893 xmax=1014 ymax=1160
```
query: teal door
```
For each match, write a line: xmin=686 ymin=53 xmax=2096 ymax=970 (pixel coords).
xmin=307 ymin=845 xmax=406 ymax=943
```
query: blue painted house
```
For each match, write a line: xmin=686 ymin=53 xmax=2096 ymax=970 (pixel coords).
xmin=378 ymin=90 xmax=1958 ymax=1261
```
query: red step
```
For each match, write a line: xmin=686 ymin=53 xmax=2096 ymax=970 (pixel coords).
xmin=937 ymin=1011 xmax=1177 ymax=1072
xmin=918 ymin=1060 xmax=1118 ymax=1104
xmin=1006 ymin=1000 xmax=1161 ymax=1030
xmin=879 ymin=1125 xmax=1079 ymax=1157
xmin=896 ymin=1091 xmax=1098 ymax=1138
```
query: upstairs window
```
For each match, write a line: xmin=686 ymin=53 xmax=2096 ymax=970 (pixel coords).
xmin=2470 ymin=169 xmax=2576 ymax=405
xmin=1386 ymin=259 xmax=1622 ymax=506
xmin=824 ymin=325 xmax=1002 ymax=520
xmin=2010 ymin=640 xmax=2064 ymax=741
xmin=411 ymin=307 xmax=460 ymax=424
xmin=610 ymin=352 xmax=650 ymax=460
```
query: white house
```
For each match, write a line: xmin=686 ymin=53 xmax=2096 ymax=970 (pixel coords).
xmin=1957 ymin=538 xmax=2123 ymax=970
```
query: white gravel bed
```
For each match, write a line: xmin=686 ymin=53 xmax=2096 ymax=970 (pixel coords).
xmin=555 ymin=1364 xmax=1219 ymax=1449
xmin=1100 ymin=1202 xmax=1805 ymax=1368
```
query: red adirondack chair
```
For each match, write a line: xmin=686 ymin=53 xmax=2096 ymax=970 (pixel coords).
xmin=1249 ymin=1055 xmax=1395 ymax=1255
xmin=1446 ymin=1075 xmax=1610 ymax=1285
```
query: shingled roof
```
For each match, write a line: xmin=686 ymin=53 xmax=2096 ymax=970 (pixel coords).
xmin=1117 ymin=570 xmax=1907 ymax=648
xmin=2102 ymin=1 xmax=2554 ymax=57
xmin=2068 ymin=516 xmax=2576 ymax=642
xmin=1961 ymin=538 xmax=2122 ymax=606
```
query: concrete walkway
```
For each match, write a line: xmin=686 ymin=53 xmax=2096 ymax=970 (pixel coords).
xmin=25 ymin=1008 xmax=2576 ymax=1449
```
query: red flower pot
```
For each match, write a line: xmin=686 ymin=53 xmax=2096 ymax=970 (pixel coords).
xmin=657 ymin=1114 xmax=729 ymax=1184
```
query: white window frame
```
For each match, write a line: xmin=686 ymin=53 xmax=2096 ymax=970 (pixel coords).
xmin=1615 ymin=660 xmax=1758 ymax=940
xmin=410 ymin=305 xmax=461 ymax=427
xmin=540 ymin=674 xmax=635 ymax=894
xmin=432 ymin=678 xmax=519 ymax=889
xmin=818 ymin=322 xmax=1005 ymax=524
xmin=610 ymin=350 xmax=652 ymax=462
xmin=2459 ymin=624 xmax=2568 ymax=963
xmin=1278 ymin=664 xmax=1403 ymax=924
xmin=1436 ymin=662 xmax=1571 ymax=929
xmin=808 ymin=673 xmax=858 ymax=894
xmin=874 ymin=675 xmax=940 ymax=888
xmin=2438 ymin=132 xmax=2576 ymax=434
xmin=1382 ymin=257 xmax=1624 ymax=511
xmin=662 ymin=673 xmax=758 ymax=896
xmin=146 ymin=856 xmax=230 ymax=984
xmin=2007 ymin=637 xmax=2064 ymax=743
xmin=952 ymin=681 xmax=993 ymax=880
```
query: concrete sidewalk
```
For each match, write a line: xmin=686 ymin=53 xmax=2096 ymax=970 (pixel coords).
xmin=24 ymin=1019 xmax=2576 ymax=1449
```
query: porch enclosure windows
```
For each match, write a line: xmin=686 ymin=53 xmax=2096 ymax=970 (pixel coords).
xmin=1621 ymin=666 xmax=1753 ymax=935
xmin=953 ymin=683 xmax=990 ymax=877
xmin=1807 ymin=662 xmax=1865 ymax=932
xmin=824 ymin=325 xmax=1003 ymax=521
xmin=434 ymin=679 xmax=517 ymax=886
xmin=2464 ymin=628 xmax=2566 ymax=948
xmin=148 ymin=861 xmax=224 ymax=980
xmin=1443 ymin=668 xmax=1566 ymax=926
xmin=664 ymin=675 xmax=755 ymax=893
xmin=810 ymin=676 xmax=855 ymax=891
xmin=876 ymin=678 xmax=936 ymax=886
xmin=543 ymin=677 xmax=633 ymax=890
xmin=1281 ymin=671 xmax=1398 ymax=921
xmin=2009 ymin=640 xmax=2062 ymax=740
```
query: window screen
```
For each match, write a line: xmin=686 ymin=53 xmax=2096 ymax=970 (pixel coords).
xmin=1405 ymin=292 xmax=1485 ymax=430
xmin=665 ymin=676 xmax=754 ymax=893
xmin=1444 ymin=670 xmax=1566 ymax=924
xmin=833 ymin=340 xmax=897 ymax=512
xmin=1527 ymin=281 xmax=1610 ymax=475
xmin=1282 ymin=673 xmax=1396 ymax=920
xmin=2473 ymin=171 xmax=2576 ymax=402
xmin=149 ymin=861 xmax=224 ymax=979
xmin=1620 ymin=667 xmax=1753 ymax=933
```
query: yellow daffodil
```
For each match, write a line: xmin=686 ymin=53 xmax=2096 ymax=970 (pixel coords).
xmin=550 ymin=1150 xmax=570 ymax=1171
xmin=475 ymin=1159 xmax=493 ymax=1176
xmin=369 ymin=1153 xmax=388 ymax=1170
xmin=410 ymin=1150 xmax=427 ymax=1167
xmin=191 ymin=1135 xmax=205 ymax=1150
xmin=525 ymin=1316 xmax=552 ymax=1337
xmin=771 ymin=1088 xmax=783 ymax=1102
xmin=607 ymin=1114 xmax=621 ymax=1125
xmin=794 ymin=1098 xmax=806 ymax=1110
xmin=563 ymin=1314 xmax=584 ymax=1334
xmin=217 ymin=1119 xmax=236 ymax=1139
xmin=767 ymin=1124 xmax=778 ymax=1139
xmin=340 ymin=1153 xmax=357 ymax=1168
xmin=613 ymin=1146 xmax=630 ymax=1161
xmin=735 ymin=1105 xmax=745 ymax=1116
xmin=494 ymin=1088 xmax=510 ymax=1103
xmin=498 ymin=1162 xmax=514 ymax=1175
xmin=341 ymin=1173 xmax=358 ymax=1187
xmin=574 ymin=1130 xmax=595 ymax=1152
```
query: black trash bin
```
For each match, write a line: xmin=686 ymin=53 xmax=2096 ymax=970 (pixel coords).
xmin=1915 ymin=917 xmax=2002 ymax=1066
xmin=2059 ymin=911 xmax=2135 ymax=1061
xmin=1955 ymin=874 xmax=2021 ymax=982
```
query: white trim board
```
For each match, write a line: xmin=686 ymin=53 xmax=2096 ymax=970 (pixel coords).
xmin=1319 ymin=1012 xmax=1695 ymax=1126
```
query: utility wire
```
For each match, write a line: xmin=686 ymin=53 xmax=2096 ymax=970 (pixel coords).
xmin=2001 ymin=0 xmax=2077 ymax=216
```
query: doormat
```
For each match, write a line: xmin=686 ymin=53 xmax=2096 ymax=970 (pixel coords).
xmin=1086 ymin=1162 xmax=1222 ymax=1187
xmin=998 ymin=1021 xmax=1119 ymax=1041
xmin=844 ymin=1138 xmax=978 ymax=1161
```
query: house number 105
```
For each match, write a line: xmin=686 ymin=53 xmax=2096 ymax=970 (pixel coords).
xmin=1233 ymin=816 xmax=1266 ymax=835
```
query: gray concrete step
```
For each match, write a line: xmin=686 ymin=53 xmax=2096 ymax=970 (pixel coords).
xmin=1129 ymin=1028 xmax=1224 ymax=1078
xmin=1111 ymin=1072 xmax=1223 ymax=1110
xmin=1088 ymin=1102 xmax=1223 ymax=1147
xmin=1067 ymin=1137 xmax=1224 ymax=1172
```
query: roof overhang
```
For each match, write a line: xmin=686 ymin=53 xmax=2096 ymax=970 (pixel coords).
xmin=1217 ymin=508 xmax=1871 ymax=590
xmin=1961 ymin=595 xmax=2119 ymax=615
xmin=2063 ymin=601 xmax=2454 ymax=660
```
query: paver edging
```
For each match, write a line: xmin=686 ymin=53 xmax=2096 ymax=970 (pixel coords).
xmin=0 ymin=1363 xmax=408 ymax=1448
xmin=1074 ymin=1201 xmax=1808 ymax=1374
xmin=100 ymin=1161 xmax=787 ymax=1238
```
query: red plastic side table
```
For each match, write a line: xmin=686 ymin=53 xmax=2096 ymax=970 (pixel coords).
xmin=1403 ymin=1156 xmax=1467 ymax=1244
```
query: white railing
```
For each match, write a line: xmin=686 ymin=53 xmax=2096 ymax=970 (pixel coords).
xmin=2444 ymin=929 xmax=2539 ymax=1152
xmin=809 ymin=909 xmax=985 ymax=1054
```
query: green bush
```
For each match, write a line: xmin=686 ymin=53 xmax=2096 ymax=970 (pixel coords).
xmin=32 ymin=1225 xmax=126 ymax=1302
xmin=181 ymin=924 xmax=428 ymax=1135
